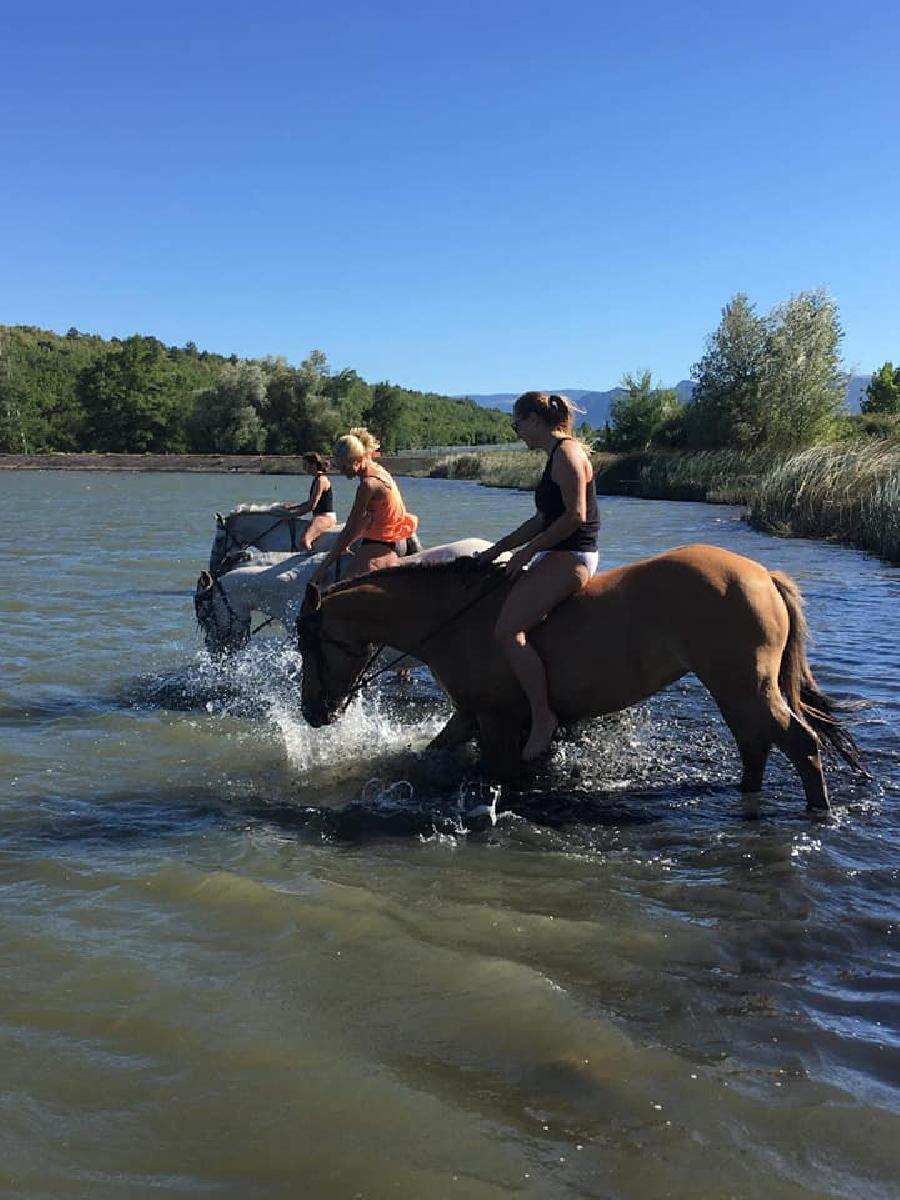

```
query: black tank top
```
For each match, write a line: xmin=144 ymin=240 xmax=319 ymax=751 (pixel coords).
xmin=310 ymin=474 xmax=333 ymax=516
xmin=534 ymin=438 xmax=599 ymax=552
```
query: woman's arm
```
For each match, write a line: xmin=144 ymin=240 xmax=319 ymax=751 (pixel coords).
xmin=478 ymin=513 xmax=546 ymax=563
xmin=310 ymin=480 xmax=375 ymax=580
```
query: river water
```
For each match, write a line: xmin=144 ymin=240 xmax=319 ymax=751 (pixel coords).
xmin=1 ymin=470 xmax=898 ymax=1200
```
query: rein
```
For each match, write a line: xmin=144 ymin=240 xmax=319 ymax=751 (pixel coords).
xmin=302 ymin=567 xmax=508 ymax=712
xmin=216 ymin=512 xmax=299 ymax=568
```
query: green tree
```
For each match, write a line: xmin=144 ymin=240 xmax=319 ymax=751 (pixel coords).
xmin=78 ymin=336 xmax=188 ymax=452
xmin=608 ymin=370 xmax=681 ymax=451
xmin=190 ymin=362 xmax=268 ymax=453
xmin=759 ymin=289 xmax=844 ymax=448
xmin=862 ymin=362 xmax=900 ymax=415
xmin=365 ymin=385 xmax=418 ymax=452
xmin=263 ymin=352 xmax=342 ymax=453
xmin=689 ymin=294 xmax=767 ymax=447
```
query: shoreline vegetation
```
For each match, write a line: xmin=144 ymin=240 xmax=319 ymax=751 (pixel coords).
xmin=3 ymin=301 xmax=898 ymax=563
xmin=4 ymin=442 xmax=898 ymax=565
xmin=428 ymin=444 xmax=900 ymax=565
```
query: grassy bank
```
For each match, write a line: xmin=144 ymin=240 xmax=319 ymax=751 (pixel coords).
xmin=430 ymin=443 xmax=900 ymax=563
xmin=747 ymin=444 xmax=900 ymax=563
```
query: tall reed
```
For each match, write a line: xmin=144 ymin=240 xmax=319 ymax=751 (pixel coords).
xmin=748 ymin=444 xmax=900 ymax=561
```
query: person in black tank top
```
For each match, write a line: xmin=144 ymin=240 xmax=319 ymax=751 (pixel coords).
xmin=285 ymin=452 xmax=338 ymax=551
xmin=479 ymin=392 xmax=600 ymax=763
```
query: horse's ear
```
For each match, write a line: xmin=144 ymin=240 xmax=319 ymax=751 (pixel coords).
xmin=302 ymin=583 xmax=322 ymax=615
xmin=215 ymin=512 xmax=225 ymax=527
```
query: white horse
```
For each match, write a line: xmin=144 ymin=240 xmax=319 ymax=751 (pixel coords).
xmin=209 ymin=504 xmax=422 ymax=575
xmin=195 ymin=538 xmax=491 ymax=654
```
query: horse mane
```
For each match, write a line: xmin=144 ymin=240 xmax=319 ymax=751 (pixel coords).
xmin=322 ymin=555 xmax=500 ymax=597
xmin=230 ymin=502 xmax=296 ymax=516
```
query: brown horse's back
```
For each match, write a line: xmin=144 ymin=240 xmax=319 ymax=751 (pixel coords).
xmin=533 ymin=544 xmax=790 ymax=721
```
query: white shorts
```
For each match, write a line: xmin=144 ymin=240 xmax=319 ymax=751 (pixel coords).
xmin=531 ymin=549 xmax=599 ymax=574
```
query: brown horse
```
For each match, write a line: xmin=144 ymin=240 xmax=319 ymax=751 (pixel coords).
xmin=297 ymin=544 xmax=864 ymax=812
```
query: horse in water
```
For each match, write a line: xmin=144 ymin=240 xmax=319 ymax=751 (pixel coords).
xmin=209 ymin=504 xmax=421 ymax=576
xmin=196 ymin=538 xmax=491 ymax=654
xmin=297 ymin=544 xmax=864 ymax=812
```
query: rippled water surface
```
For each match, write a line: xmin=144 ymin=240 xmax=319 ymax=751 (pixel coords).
xmin=1 ymin=469 xmax=898 ymax=1199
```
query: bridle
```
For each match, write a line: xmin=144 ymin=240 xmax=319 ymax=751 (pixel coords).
xmin=297 ymin=565 xmax=508 ymax=718
xmin=297 ymin=607 xmax=375 ymax=717
xmin=195 ymin=576 xmax=249 ymax=651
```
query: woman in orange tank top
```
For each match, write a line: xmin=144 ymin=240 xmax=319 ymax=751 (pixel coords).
xmin=310 ymin=427 xmax=418 ymax=585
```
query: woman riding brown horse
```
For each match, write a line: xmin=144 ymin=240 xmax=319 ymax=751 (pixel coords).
xmin=479 ymin=391 xmax=599 ymax=762
xmin=297 ymin=544 xmax=864 ymax=812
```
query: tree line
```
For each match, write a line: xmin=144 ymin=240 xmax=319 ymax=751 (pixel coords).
xmin=0 ymin=327 xmax=514 ymax=455
xmin=601 ymin=289 xmax=899 ymax=453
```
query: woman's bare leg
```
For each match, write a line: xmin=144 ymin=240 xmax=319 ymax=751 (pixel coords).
xmin=494 ymin=555 xmax=590 ymax=761
xmin=301 ymin=514 xmax=337 ymax=551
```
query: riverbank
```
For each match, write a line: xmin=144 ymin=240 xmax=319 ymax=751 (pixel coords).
xmin=430 ymin=443 xmax=900 ymax=563
xmin=0 ymin=451 xmax=438 ymax=476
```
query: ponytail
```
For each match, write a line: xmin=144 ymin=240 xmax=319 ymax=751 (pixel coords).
xmin=303 ymin=451 xmax=330 ymax=473
xmin=333 ymin=426 xmax=381 ymax=463
xmin=514 ymin=391 xmax=578 ymax=434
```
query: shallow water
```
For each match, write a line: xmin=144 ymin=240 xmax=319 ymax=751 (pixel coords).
xmin=0 ymin=469 xmax=898 ymax=1199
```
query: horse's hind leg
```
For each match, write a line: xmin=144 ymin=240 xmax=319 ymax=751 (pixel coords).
xmin=715 ymin=687 xmax=829 ymax=815
xmin=771 ymin=707 xmax=829 ymax=813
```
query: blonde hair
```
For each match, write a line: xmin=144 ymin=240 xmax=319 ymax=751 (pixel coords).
xmin=514 ymin=391 xmax=579 ymax=435
xmin=333 ymin=426 xmax=380 ymax=463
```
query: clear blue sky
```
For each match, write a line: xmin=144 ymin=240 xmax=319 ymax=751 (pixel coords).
xmin=3 ymin=0 xmax=897 ymax=394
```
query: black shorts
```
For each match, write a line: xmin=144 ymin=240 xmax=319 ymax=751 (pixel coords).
xmin=361 ymin=537 xmax=398 ymax=552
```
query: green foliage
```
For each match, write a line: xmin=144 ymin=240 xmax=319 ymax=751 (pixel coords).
xmin=607 ymin=370 xmax=682 ymax=451
xmin=689 ymin=293 xmax=767 ymax=447
xmin=688 ymin=290 xmax=844 ymax=451
xmin=190 ymin=362 xmax=268 ymax=454
xmin=0 ymin=325 xmax=513 ymax=455
xmin=862 ymin=362 xmax=900 ymax=415
xmin=262 ymin=353 xmax=342 ymax=454
xmin=758 ymin=291 xmax=844 ymax=448
xmin=748 ymin=443 xmax=900 ymax=563
xmin=79 ymin=336 xmax=194 ymax=452
xmin=834 ymin=411 xmax=900 ymax=442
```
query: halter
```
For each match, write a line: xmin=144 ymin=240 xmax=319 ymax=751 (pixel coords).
xmin=195 ymin=576 xmax=249 ymax=650
xmin=298 ymin=566 xmax=508 ymax=716
xmin=298 ymin=607 xmax=377 ymax=716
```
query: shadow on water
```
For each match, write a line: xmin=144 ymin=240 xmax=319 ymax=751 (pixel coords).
xmin=3 ymin=743 xmax=878 ymax=856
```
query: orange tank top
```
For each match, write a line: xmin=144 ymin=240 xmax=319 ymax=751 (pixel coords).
xmin=363 ymin=464 xmax=418 ymax=542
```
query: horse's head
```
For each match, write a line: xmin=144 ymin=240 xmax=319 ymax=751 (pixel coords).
xmin=297 ymin=585 xmax=374 ymax=726
xmin=194 ymin=569 xmax=250 ymax=655
xmin=209 ymin=512 xmax=230 ymax=576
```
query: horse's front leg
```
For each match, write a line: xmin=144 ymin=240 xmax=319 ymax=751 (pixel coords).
xmin=477 ymin=710 xmax=524 ymax=784
xmin=428 ymin=709 xmax=477 ymax=752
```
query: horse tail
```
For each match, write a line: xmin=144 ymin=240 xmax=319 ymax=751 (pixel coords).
xmin=770 ymin=571 xmax=867 ymax=774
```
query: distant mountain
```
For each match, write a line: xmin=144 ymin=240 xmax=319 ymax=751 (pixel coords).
xmin=462 ymin=376 xmax=870 ymax=427
xmin=459 ymin=384 xmax=696 ymax=429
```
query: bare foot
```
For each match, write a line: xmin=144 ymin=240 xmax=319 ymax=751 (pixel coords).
xmin=522 ymin=709 xmax=558 ymax=762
